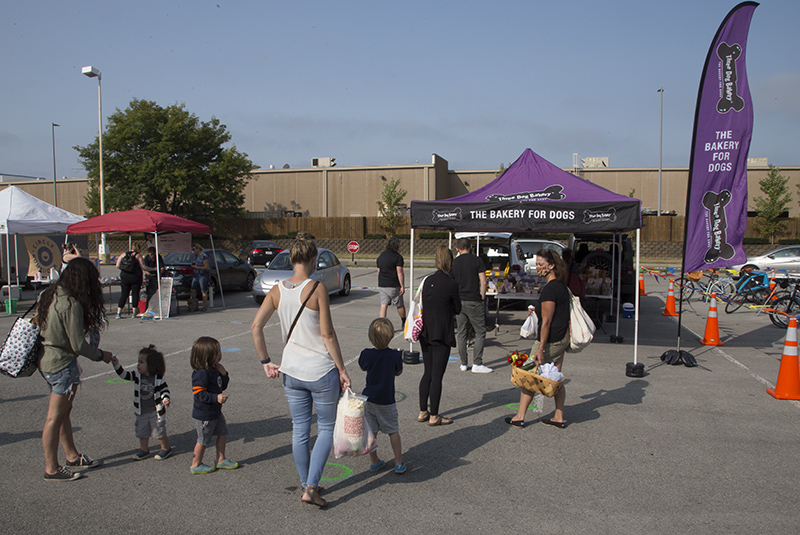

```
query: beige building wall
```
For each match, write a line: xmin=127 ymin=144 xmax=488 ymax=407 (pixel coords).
xmin=4 ymin=161 xmax=800 ymax=219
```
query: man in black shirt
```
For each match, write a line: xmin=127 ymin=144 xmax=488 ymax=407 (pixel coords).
xmin=376 ymin=237 xmax=406 ymax=327
xmin=451 ymin=238 xmax=491 ymax=373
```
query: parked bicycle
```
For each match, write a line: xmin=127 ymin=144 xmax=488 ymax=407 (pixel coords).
xmin=724 ymin=268 xmax=782 ymax=314
xmin=767 ymin=277 xmax=800 ymax=329
xmin=676 ymin=269 xmax=737 ymax=304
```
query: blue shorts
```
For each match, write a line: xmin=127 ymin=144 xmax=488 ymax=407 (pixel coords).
xmin=42 ymin=359 xmax=81 ymax=395
xmin=191 ymin=273 xmax=210 ymax=293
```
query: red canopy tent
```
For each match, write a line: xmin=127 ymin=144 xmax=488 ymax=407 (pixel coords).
xmin=67 ymin=209 xmax=222 ymax=316
xmin=66 ymin=209 xmax=210 ymax=234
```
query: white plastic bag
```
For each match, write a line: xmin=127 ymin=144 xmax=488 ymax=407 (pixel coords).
xmin=403 ymin=276 xmax=428 ymax=342
xmin=531 ymin=393 xmax=545 ymax=414
xmin=333 ymin=389 xmax=377 ymax=458
xmin=520 ymin=305 xmax=538 ymax=339
xmin=566 ymin=289 xmax=595 ymax=353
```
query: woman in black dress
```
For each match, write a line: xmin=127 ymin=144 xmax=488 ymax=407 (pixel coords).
xmin=417 ymin=245 xmax=461 ymax=426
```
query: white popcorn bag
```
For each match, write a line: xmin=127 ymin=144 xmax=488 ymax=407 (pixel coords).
xmin=333 ymin=388 xmax=377 ymax=458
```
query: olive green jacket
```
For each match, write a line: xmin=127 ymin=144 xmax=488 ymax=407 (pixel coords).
xmin=39 ymin=287 xmax=103 ymax=374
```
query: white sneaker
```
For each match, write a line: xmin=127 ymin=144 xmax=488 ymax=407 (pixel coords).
xmin=471 ymin=364 xmax=493 ymax=374
xmin=459 ymin=365 xmax=469 ymax=372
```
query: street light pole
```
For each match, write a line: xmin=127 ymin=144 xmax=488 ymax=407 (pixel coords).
xmin=657 ymin=87 xmax=664 ymax=216
xmin=82 ymin=65 xmax=108 ymax=260
xmin=51 ymin=123 xmax=60 ymax=207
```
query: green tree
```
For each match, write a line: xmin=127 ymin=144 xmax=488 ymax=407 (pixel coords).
xmin=74 ymin=98 xmax=255 ymax=222
xmin=752 ymin=165 xmax=791 ymax=245
xmin=376 ymin=178 xmax=408 ymax=237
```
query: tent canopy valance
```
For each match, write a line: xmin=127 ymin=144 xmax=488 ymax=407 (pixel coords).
xmin=65 ymin=209 xmax=210 ymax=235
xmin=410 ymin=149 xmax=641 ymax=233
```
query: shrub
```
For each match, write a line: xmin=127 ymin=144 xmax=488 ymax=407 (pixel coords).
xmin=743 ymin=237 xmax=770 ymax=244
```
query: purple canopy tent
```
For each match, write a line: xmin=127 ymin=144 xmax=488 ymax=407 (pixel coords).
xmin=409 ymin=148 xmax=644 ymax=361
xmin=411 ymin=148 xmax=641 ymax=233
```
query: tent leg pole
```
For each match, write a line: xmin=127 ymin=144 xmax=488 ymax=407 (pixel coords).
xmin=209 ymin=234 xmax=224 ymax=309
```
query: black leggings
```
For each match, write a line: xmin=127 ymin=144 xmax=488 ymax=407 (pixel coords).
xmin=118 ymin=276 xmax=142 ymax=309
xmin=419 ymin=340 xmax=450 ymax=416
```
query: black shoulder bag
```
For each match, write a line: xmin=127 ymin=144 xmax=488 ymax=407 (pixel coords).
xmin=286 ymin=280 xmax=321 ymax=341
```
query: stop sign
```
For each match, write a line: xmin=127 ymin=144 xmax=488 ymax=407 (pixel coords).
xmin=347 ymin=241 xmax=360 ymax=253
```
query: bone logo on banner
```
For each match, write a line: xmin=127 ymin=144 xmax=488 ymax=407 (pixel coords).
xmin=716 ymin=42 xmax=745 ymax=113
xmin=702 ymin=190 xmax=735 ymax=263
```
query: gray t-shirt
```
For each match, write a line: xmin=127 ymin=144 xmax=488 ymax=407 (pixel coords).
xmin=140 ymin=375 xmax=156 ymax=413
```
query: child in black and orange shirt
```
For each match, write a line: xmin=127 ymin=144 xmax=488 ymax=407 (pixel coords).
xmin=190 ymin=336 xmax=237 ymax=475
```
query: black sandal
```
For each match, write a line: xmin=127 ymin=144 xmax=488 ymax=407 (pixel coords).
xmin=541 ymin=418 xmax=567 ymax=429
xmin=504 ymin=417 xmax=525 ymax=428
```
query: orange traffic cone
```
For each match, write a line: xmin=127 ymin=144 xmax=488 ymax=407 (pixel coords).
xmin=768 ymin=317 xmax=800 ymax=400
xmin=769 ymin=277 xmax=778 ymax=301
xmin=699 ymin=293 xmax=723 ymax=346
xmin=662 ymin=278 xmax=678 ymax=316
xmin=638 ymin=272 xmax=647 ymax=296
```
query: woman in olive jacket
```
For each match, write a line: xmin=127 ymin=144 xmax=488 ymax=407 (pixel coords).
xmin=36 ymin=258 xmax=113 ymax=481
xmin=417 ymin=245 xmax=461 ymax=426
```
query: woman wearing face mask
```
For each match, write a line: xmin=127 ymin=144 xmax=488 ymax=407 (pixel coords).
xmin=506 ymin=249 xmax=571 ymax=429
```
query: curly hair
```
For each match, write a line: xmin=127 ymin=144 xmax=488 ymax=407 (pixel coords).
xmin=141 ymin=344 xmax=166 ymax=377
xmin=35 ymin=257 xmax=106 ymax=333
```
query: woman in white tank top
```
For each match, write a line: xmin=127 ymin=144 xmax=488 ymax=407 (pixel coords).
xmin=251 ymin=234 xmax=350 ymax=508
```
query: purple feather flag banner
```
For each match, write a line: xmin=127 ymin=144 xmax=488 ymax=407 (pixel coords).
xmin=684 ymin=2 xmax=758 ymax=273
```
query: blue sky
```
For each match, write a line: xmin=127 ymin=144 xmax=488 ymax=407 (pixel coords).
xmin=2 ymin=1 xmax=798 ymax=180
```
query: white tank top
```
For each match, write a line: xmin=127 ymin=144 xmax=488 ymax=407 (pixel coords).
xmin=277 ymin=279 xmax=335 ymax=382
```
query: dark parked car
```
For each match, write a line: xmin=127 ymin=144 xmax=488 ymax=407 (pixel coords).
xmin=164 ymin=249 xmax=257 ymax=293
xmin=241 ymin=240 xmax=282 ymax=266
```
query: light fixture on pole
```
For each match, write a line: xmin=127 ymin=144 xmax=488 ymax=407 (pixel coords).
xmin=657 ymin=87 xmax=664 ymax=216
xmin=51 ymin=123 xmax=60 ymax=207
xmin=82 ymin=65 xmax=108 ymax=260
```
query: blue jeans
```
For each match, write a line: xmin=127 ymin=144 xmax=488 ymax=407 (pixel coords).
xmin=282 ymin=367 xmax=339 ymax=488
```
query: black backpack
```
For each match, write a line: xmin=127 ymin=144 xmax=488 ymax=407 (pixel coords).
xmin=119 ymin=252 xmax=138 ymax=274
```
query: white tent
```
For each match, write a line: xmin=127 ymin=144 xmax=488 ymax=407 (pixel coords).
xmin=0 ymin=186 xmax=86 ymax=286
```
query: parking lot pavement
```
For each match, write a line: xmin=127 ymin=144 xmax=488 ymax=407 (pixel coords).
xmin=1 ymin=268 xmax=800 ymax=534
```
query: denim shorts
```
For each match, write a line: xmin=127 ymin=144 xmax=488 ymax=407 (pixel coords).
xmin=192 ymin=273 xmax=210 ymax=293
xmin=42 ymin=359 xmax=81 ymax=395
